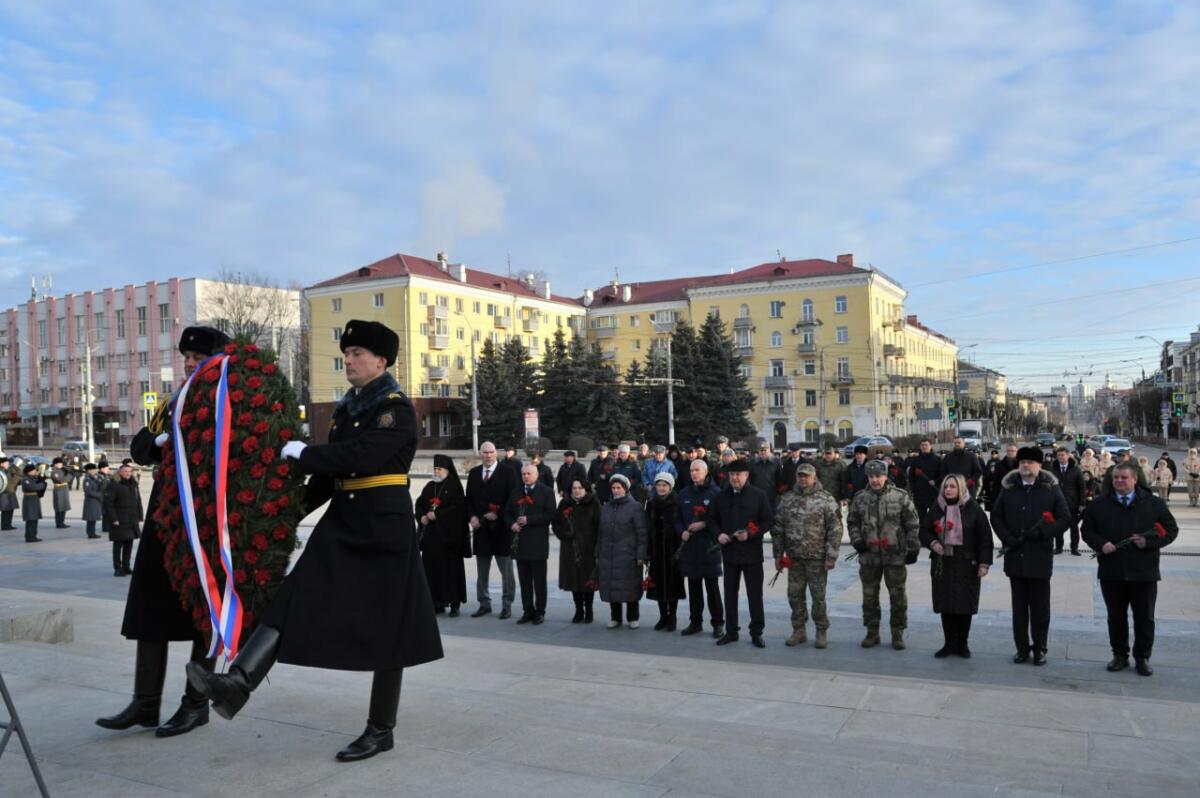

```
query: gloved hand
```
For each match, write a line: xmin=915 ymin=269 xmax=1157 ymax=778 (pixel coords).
xmin=154 ymin=433 xmax=169 ymax=447
xmin=281 ymin=441 xmax=307 ymax=460
xmin=853 ymin=540 xmax=868 ymax=554
xmin=905 ymin=550 xmax=919 ymax=565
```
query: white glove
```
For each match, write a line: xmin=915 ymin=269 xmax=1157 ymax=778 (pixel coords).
xmin=281 ymin=441 xmax=307 ymax=460
xmin=154 ymin=433 xmax=169 ymax=447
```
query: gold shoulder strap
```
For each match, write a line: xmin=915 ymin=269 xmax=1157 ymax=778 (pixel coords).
xmin=147 ymin=400 xmax=171 ymax=434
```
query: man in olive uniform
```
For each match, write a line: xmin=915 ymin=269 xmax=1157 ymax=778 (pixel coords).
xmin=188 ymin=319 xmax=443 ymax=763
xmin=772 ymin=463 xmax=841 ymax=648
xmin=847 ymin=459 xmax=920 ymax=649
xmin=813 ymin=447 xmax=848 ymax=503
xmin=96 ymin=325 xmax=231 ymax=739
xmin=0 ymin=455 xmax=19 ymax=530
xmin=50 ymin=456 xmax=72 ymax=528
xmin=21 ymin=463 xmax=47 ymax=542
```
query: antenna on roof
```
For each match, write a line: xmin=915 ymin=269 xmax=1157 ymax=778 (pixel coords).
xmin=506 ymin=253 xmax=512 ymax=277
xmin=777 ymin=249 xmax=784 ymax=262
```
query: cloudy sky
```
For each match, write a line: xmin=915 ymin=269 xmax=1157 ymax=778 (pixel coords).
xmin=2 ymin=1 xmax=1198 ymax=391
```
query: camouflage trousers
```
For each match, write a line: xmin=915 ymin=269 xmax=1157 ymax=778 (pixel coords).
xmin=859 ymin=563 xmax=907 ymax=632
xmin=787 ymin=559 xmax=829 ymax=631
xmin=1188 ymin=477 xmax=1200 ymax=505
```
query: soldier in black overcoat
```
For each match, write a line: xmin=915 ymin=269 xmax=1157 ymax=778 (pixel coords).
xmin=96 ymin=325 xmax=230 ymax=738
xmin=20 ymin=464 xmax=46 ymax=542
xmin=188 ymin=319 xmax=443 ymax=763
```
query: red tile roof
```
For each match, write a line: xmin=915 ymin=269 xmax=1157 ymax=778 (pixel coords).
xmin=583 ymin=258 xmax=866 ymax=307
xmin=310 ymin=253 xmax=582 ymax=305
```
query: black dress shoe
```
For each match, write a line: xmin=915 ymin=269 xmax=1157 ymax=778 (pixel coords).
xmin=471 ymin=606 xmax=492 ymax=618
xmin=498 ymin=607 xmax=512 ymax=620
xmin=716 ymin=632 xmax=739 ymax=646
xmin=155 ymin=699 xmax=209 ymax=738
xmin=87 ymin=533 xmax=101 ymax=539
xmin=751 ymin=636 xmax=765 ymax=649
xmin=516 ymin=612 xmax=534 ymax=624
xmin=96 ymin=697 xmax=160 ymax=730
xmin=1013 ymin=651 xmax=1030 ymax=664
xmin=1032 ymin=650 xmax=1047 ymax=666
xmin=336 ymin=722 xmax=394 ymax=762
xmin=532 ymin=614 xmax=545 ymax=625
xmin=654 ymin=618 xmax=667 ymax=631
xmin=1135 ymin=658 xmax=1153 ymax=677
xmin=956 ymin=642 xmax=971 ymax=659
xmin=1106 ymin=655 xmax=1129 ymax=672
xmin=680 ymin=622 xmax=703 ymax=636
xmin=123 ymin=566 xmax=133 ymax=575
xmin=1070 ymin=549 xmax=1081 ymax=556
xmin=448 ymin=606 xmax=460 ymax=618
xmin=712 ymin=624 xmax=725 ymax=639
xmin=934 ymin=645 xmax=953 ymax=659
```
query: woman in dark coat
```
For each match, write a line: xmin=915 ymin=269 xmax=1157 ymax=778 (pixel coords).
xmin=416 ymin=454 xmax=470 ymax=616
xmin=104 ymin=463 xmax=144 ymax=577
xmin=646 ymin=472 xmax=686 ymax=631
xmin=596 ymin=474 xmax=649 ymax=628
xmin=919 ymin=474 xmax=993 ymax=658
xmin=552 ymin=478 xmax=600 ymax=623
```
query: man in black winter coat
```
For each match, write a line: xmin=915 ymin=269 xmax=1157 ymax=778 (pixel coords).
xmin=1082 ymin=463 xmax=1178 ymax=676
xmin=942 ymin=436 xmax=984 ymax=499
xmin=711 ymin=460 xmax=774 ymax=648
xmin=466 ymin=442 xmax=518 ymax=618
xmin=748 ymin=443 xmax=781 ymax=505
xmin=1049 ymin=448 xmax=1086 ymax=555
xmin=845 ymin=446 xmax=871 ymax=500
xmin=906 ymin=439 xmax=944 ymax=521
xmin=991 ymin=447 xmax=1071 ymax=666
xmin=555 ymin=450 xmax=588 ymax=499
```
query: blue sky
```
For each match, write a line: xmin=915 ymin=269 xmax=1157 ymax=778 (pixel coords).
xmin=2 ymin=1 xmax=1198 ymax=392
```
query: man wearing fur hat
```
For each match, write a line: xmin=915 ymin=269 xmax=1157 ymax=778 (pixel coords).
xmin=845 ymin=445 xmax=871 ymax=499
xmin=990 ymin=446 xmax=1071 ymax=666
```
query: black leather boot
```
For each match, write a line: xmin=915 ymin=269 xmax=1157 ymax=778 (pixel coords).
xmin=571 ymin=593 xmax=585 ymax=623
xmin=157 ymin=640 xmax=214 ymax=737
xmin=186 ymin=625 xmax=280 ymax=720
xmin=96 ymin=640 xmax=167 ymax=729
xmin=337 ymin=669 xmax=402 ymax=762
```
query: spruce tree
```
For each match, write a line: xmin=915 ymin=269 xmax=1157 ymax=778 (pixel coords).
xmin=501 ymin=337 xmax=539 ymax=445
xmin=577 ymin=342 xmax=629 ymax=444
xmin=697 ymin=313 xmax=756 ymax=439
xmin=473 ymin=338 xmax=519 ymax=444
xmin=538 ymin=329 xmax=572 ymax=446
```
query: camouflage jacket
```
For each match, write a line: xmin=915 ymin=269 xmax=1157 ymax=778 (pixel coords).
xmin=813 ymin=459 xmax=847 ymax=500
xmin=772 ymin=483 xmax=842 ymax=562
xmin=846 ymin=484 xmax=920 ymax=566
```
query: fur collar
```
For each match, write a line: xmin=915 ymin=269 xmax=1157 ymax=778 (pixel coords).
xmin=337 ymin=372 xmax=400 ymax=418
xmin=1001 ymin=468 xmax=1059 ymax=491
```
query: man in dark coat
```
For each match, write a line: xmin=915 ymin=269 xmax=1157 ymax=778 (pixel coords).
xmin=778 ymin=443 xmax=805 ymax=495
xmin=1050 ymin=448 xmax=1086 ymax=555
xmin=20 ymin=464 xmax=46 ymax=542
xmin=989 ymin=444 xmax=1020 ymax=504
xmin=1158 ymin=451 xmax=1177 ymax=481
xmin=844 ymin=446 xmax=871 ymax=500
xmin=906 ymin=439 xmax=944 ymax=521
xmin=942 ymin=437 xmax=984 ymax=499
xmin=97 ymin=325 xmax=230 ymax=738
xmin=465 ymin=441 xmax=518 ymax=618
xmin=712 ymin=459 xmax=774 ymax=648
xmin=1082 ymin=462 xmax=1179 ymax=676
xmin=103 ymin=462 xmax=142 ymax=577
xmin=982 ymin=450 xmax=1002 ymax=510
xmin=529 ymin=452 xmax=554 ymax=489
xmin=748 ymin=443 xmax=781 ymax=504
xmin=556 ymin=450 xmax=588 ymax=499
xmin=82 ymin=462 xmax=105 ymax=539
xmin=588 ymin=443 xmax=616 ymax=503
xmin=990 ymin=447 xmax=1070 ymax=666
xmin=505 ymin=463 xmax=557 ymax=624
xmin=188 ymin=319 xmax=443 ymax=763
xmin=674 ymin=459 xmax=724 ymax=638
xmin=502 ymin=444 xmax=523 ymax=475
xmin=0 ymin=455 xmax=19 ymax=530
xmin=50 ymin=456 xmax=72 ymax=528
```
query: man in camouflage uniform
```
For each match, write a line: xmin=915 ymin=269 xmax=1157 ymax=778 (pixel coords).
xmin=0 ymin=455 xmax=19 ymax=531
xmin=813 ymin=447 xmax=847 ymax=503
xmin=847 ymin=459 xmax=920 ymax=650
xmin=772 ymin=463 xmax=841 ymax=649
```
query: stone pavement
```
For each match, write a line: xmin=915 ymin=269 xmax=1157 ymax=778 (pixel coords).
xmin=2 ymin=492 xmax=1199 ymax=796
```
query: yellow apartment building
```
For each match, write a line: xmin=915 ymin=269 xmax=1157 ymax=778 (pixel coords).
xmin=958 ymin=361 xmax=1008 ymax=408
xmin=305 ymin=252 xmax=584 ymax=446
xmin=581 ymin=254 xmax=959 ymax=449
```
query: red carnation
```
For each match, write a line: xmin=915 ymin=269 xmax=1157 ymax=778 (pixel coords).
xmin=179 ymin=413 xmax=194 ymax=428
xmin=279 ymin=428 xmax=293 ymax=441
xmin=198 ymin=525 xmax=213 ymax=541
xmin=201 ymin=428 xmax=215 ymax=443
xmin=196 ymin=406 xmax=210 ymax=422
xmin=226 ymin=372 xmax=239 ymax=387
xmin=271 ymin=526 xmax=288 ymax=541
xmin=230 ymin=389 xmax=245 ymax=403
xmin=253 ymin=420 xmax=269 ymax=435
xmin=914 ymin=468 xmax=923 ymax=476
xmin=262 ymin=501 xmax=279 ymax=516
xmin=263 ymin=363 xmax=278 ymax=375
xmin=946 ymin=521 xmax=955 ymax=530
xmin=693 ymin=505 xmax=706 ymax=518
xmin=254 ymin=569 xmax=271 ymax=586
xmin=260 ymin=447 xmax=276 ymax=464
xmin=227 ymin=354 xmax=238 ymax=365
xmin=237 ymin=412 xmax=253 ymax=426
xmin=271 ymin=401 xmax=283 ymax=412
xmin=778 ymin=484 xmax=787 ymax=494
xmin=249 ymin=393 xmax=267 ymax=408
xmin=641 ymin=576 xmax=655 ymax=591
xmin=847 ymin=482 xmax=854 ymax=489
xmin=225 ymin=343 xmax=238 ymax=354
xmin=228 ymin=511 xmax=243 ymax=526
xmin=250 ymin=463 xmax=267 ymax=478
xmin=933 ymin=520 xmax=944 ymax=534
xmin=207 ymin=388 xmax=217 ymax=402
xmin=746 ymin=521 xmax=760 ymax=536
xmin=242 ymin=436 xmax=259 ymax=454
xmin=1155 ymin=522 xmax=1167 ymax=538
xmin=488 ymin=503 xmax=500 ymax=513
xmin=244 ymin=344 xmax=258 ymax=353
xmin=268 ymin=477 xmax=284 ymax=490
xmin=190 ymin=449 xmax=204 ymax=465
xmin=228 ymin=457 xmax=242 ymax=473
xmin=562 ymin=506 xmax=573 ymax=518
xmin=968 ymin=478 xmax=976 ymax=487
xmin=1041 ymin=511 xmax=1055 ymax=524
xmin=203 ymin=368 xmax=220 ymax=383
xmin=246 ymin=375 xmax=262 ymax=389
xmin=244 ymin=549 xmax=259 ymax=565
xmin=237 ymin=489 xmax=255 ymax=505
xmin=245 ymin=358 xmax=261 ymax=371
xmin=204 ymin=503 xmax=215 ymax=519
xmin=253 ymin=533 xmax=269 ymax=551
xmin=233 ymin=569 xmax=247 ymax=586
xmin=277 ymin=495 xmax=289 ymax=508
xmin=196 ymin=472 xmax=211 ymax=489
xmin=276 ymin=463 xmax=290 ymax=476
xmin=779 ymin=553 xmax=793 ymax=569
xmin=187 ymin=429 xmax=200 ymax=445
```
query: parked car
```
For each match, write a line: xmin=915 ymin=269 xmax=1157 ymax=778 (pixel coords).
xmin=61 ymin=440 xmax=108 ymax=465
xmin=841 ymin=435 xmax=895 ymax=458
xmin=1097 ymin=438 xmax=1134 ymax=457
xmin=1035 ymin=432 xmax=1057 ymax=448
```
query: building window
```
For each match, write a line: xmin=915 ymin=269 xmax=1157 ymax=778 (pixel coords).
xmin=58 ymin=386 xmax=67 ymax=402
xmin=56 ymin=317 xmax=65 ymax=341
xmin=419 ymin=322 xmax=429 ymax=336
xmin=332 ymin=328 xmax=341 ymax=341
xmin=486 ymin=303 xmax=496 ymax=317
xmin=804 ymin=421 xmax=819 ymax=443
xmin=162 ymin=381 xmax=173 ymax=394
xmin=437 ymin=295 xmax=448 ymax=307
xmin=333 ymin=387 xmax=344 ymax=401
xmin=333 ymin=357 xmax=344 ymax=372
xmin=373 ymin=293 xmax=384 ymax=308
xmin=139 ymin=380 xmax=150 ymax=395
xmin=836 ymin=326 xmax=849 ymax=344
xmin=801 ymin=299 xmax=814 ymax=322
xmin=771 ymin=391 xmax=785 ymax=408
xmin=58 ymin=361 xmax=66 ymax=374
xmin=632 ymin=339 xmax=640 ymax=350
xmin=630 ymin=315 xmax=640 ymax=328
xmin=421 ymin=353 xmax=431 ymax=367
xmin=802 ymin=329 xmax=814 ymax=346
xmin=158 ymin=303 xmax=170 ymax=333
xmin=456 ymin=356 xmax=466 ymax=370
xmin=115 ymin=310 xmax=125 ymax=339
xmin=331 ymin=298 xmax=342 ymax=313
xmin=418 ymin=292 xmax=428 ymax=306
xmin=838 ymin=388 xmax=850 ymax=405
xmin=97 ymin=355 xmax=106 ymax=369
xmin=118 ymin=383 xmax=128 ymax=398
xmin=835 ymin=295 xmax=847 ymax=313
xmin=708 ymin=306 xmax=720 ymax=318
xmin=75 ymin=315 xmax=85 ymax=343
xmin=837 ymin=357 xmax=850 ymax=377
xmin=97 ymin=383 xmax=108 ymax=398
xmin=770 ymin=359 xmax=785 ymax=377
xmin=94 ymin=312 xmax=105 ymax=337
xmin=138 ymin=351 xmax=148 ymax=366
xmin=805 ymin=390 xmax=817 ymax=407
xmin=804 ymin=359 xmax=815 ymax=376
xmin=770 ymin=331 xmax=782 ymax=348
xmin=473 ymin=301 xmax=480 ymax=314
xmin=739 ymin=363 xmax=752 ymax=379
xmin=135 ymin=306 xmax=147 ymax=336
xmin=456 ymin=327 xmax=465 ymax=340
xmin=734 ymin=328 xmax=752 ymax=348
xmin=738 ymin=304 xmax=750 ymax=318
xmin=769 ymin=300 xmax=784 ymax=318
xmin=838 ymin=421 xmax=854 ymax=441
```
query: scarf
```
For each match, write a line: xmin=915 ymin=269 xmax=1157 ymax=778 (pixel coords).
xmin=337 ymin=371 xmax=401 ymax=418
xmin=936 ymin=495 xmax=964 ymax=549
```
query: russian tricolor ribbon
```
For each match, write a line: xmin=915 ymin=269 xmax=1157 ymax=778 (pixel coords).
xmin=172 ymin=353 xmax=245 ymax=660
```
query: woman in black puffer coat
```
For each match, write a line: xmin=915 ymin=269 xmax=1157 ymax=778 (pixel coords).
xmin=646 ymin=473 xmax=686 ymax=631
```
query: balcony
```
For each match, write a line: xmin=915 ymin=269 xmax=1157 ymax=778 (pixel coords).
xmin=763 ymin=375 xmax=793 ymax=389
xmin=883 ymin=344 xmax=906 ymax=358
xmin=600 ymin=349 xmax=617 ymax=361
xmin=796 ymin=342 xmax=815 ymax=355
xmin=427 ymin=334 xmax=449 ymax=350
xmin=427 ymin=305 xmax=448 ymax=320
xmin=734 ymin=345 xmax=754 ymax=359
xmin=764 ymin=404 xmax=794 ymax=419
xmin=523 ymin=317 xmax=540 ymax=333
xmin=733 ymin=317 xmax=754 ymax=330
xmin=889 ymin=402 xmax=904 ymax=413
xmin=592 ymin=326 xmax=616 ymax=338
xmin=831 ymin=374 xmax=855 ymax=386
xmin=652 ymin=320 xmax=676 ymax=334
xmin=493 ymin=315 xmax=512 ymax=330
xmin=428 ymin=366 xmax=448 ymax=380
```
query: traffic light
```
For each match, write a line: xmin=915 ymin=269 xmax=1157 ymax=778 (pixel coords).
xmin=946 ymin=397 xmax=957 ymax=422
xmin=1175 ymin=404 xmax=1184 ymax=418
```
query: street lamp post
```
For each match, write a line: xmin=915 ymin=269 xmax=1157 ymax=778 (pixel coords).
xmin=20 ymin=339 xmax=44 ymax=450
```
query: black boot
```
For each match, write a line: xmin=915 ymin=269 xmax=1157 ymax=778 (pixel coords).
xmin=583 ymin=591 xmax=594 ymax=624
xmin=186 ymin=625 xmax=280 ymax=720
xmin=934 ymin=615 xmax=954 ymax=658
xmin=96 ymin=640 xmax=167 ymax=729
xmin=666 ymin=602 xmax=677 ymax=632
xmin=571 ymin=593 xmax=585 ymax=623
xmin=157 ymin=640 xmax=214 ymax=738
xmin=956 ymin=616 xmax=972 ymax=658
xmin=337 ymin=669 xmax=401 ymax=762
